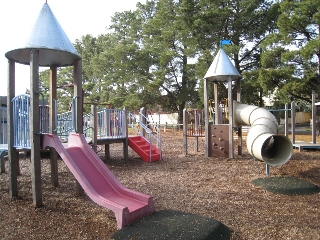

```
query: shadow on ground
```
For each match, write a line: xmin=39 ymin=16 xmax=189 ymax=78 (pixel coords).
xmin=111 ymin=209 xmax=231 ymax=240
xmin=252 ymin=176 xmax=320 ymax=195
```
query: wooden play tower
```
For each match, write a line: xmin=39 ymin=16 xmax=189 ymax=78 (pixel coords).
xmin=5 ymin=3 xmax=83 ymax=206
xmin=203 ymin=42 xmax=242 ymax=159
xmin=203 ymin=41 xmax=292 ymax=167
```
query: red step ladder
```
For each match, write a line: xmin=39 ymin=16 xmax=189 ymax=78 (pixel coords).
xmin=128 ymin=136 xmax=161 ymax=163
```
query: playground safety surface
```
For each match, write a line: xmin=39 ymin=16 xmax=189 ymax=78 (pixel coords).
xmin=0 ymin=132 xmax=319 ymax=239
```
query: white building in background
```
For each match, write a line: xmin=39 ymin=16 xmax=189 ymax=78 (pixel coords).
xmin=148 ymin=113 xmax=178 ymax=125
xmin=134 ymin=112 xmax=178 ymax=125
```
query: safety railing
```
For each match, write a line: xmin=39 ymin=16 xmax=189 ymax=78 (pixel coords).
xmin=56 ymin=111 xmax=73 ymax=139
xmin=83 ymin=112 xmax=94 ymax=138
xmin=95 ymin=108 xmax=126 ymax=138
xmin=12 ymin=94 xmax=31 ymax=148
xmin=128 ymin=111 xmax=162 ymax=162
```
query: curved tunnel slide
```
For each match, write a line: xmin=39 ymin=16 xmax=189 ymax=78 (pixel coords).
xmin=234 ymin=102 xmax=293 ymax=166
xmin=42 ymin=133 xmax=155 ymax=229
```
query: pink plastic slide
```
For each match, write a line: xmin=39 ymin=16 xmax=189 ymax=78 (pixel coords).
xmin=42 ymin=133 xmax=155 ymax=229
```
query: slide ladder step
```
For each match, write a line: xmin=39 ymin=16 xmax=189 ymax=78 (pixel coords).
xmin=128 ymin=136 xmax=161 ymax=163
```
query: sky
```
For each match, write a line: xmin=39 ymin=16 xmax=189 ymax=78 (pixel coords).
xmin=0 ymin=0 xmax=146 ymax=96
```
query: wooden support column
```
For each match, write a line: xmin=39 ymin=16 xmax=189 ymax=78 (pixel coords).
xmin=30 ymin=49 xmax=42 ymax=207
xmin=123 ymin=107 xmax=128 ymax=160
xmin=291 ymin=101 xmax=296 ymax=144
xmin=183 ymin=109 xmax=188 ymax=155
xmin=49 ymin=66 xmax=59 ymax=187
xmin=91 ymin=104 xmax=98 ymax=153
xmin=140 ymin=107 xmax=146 ymax=137
xmin=214 ymin=82 xmax=219 ymax=124
xmin=236 ymin=78 xmax=242 ymax=155
xmin=73 ymin=59 xmax=84 ymax=196
xmin=312 ymin=93 xmax=316 ymax=144
xmin=105 ymin=144 xmax=110 ymax=161
xmin=204 ymin=79 xmax=209 ymax=157
xmin=0 ymin=152 xmax=5 ymax=173
xmin=74 ymin=59 xmax=83 ymax=134
xmin=7 ymin=59 xmax=18 ymax=198
xmin=284 ymin=103 xmax=289 ymax=137
xmin=228 ymin=76 xmax=234 ymax=159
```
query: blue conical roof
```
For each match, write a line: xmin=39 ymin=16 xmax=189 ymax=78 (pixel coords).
xmin=5 ymin=3 xmax=80 ymax=66
xmin=204 ymin=49 xmax=241 ymax=81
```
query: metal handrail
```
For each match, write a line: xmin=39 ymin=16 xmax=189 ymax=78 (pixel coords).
xmin=128 ymin=112 xmax=162 ymax=162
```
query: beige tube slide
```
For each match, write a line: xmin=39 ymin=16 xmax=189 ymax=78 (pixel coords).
xmin=234 ymin=102 xmax=293 ymax=166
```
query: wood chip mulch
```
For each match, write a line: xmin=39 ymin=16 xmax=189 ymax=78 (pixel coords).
xmin=0 ymin=132 xmax=319 ymax=240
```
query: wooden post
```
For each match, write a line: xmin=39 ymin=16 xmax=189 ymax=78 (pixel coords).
xmin=73 ymin=59 xmax=84 ymax=196
xmin=312 ymin=93 xmax=316 ymax=144
xmin=49 ymin=66 xmax=58 ymax=187
xmin=214 ymin=82 xmax=219 ymax=124
xmin=7 ymin=59 xmax=18 ymax=198
xmin=123 ymin=107 xmax=128 ymax=160
xmin=183 ymin=109 xmax=188 ymax=155
xmin=236 ymin=78 xmax=242 ymax=155
xmin=284 ymin=103 xmax=289 ymax=137
xmin=105 ymin=144 xmax=110 ymax=161
xmin=0 ymin=151 xmax=5 ymax=173
xmin=74 ymin=59 xmax=83 ymax=134
xmin=204 ymin=79 xmax=209 ymax=157
xmin=30 ymin=49 xmax=42 ymax=207
xmin=140 ymin=107 xmax=146 ymax=137
xmin=228 ymin=76 xmax=234 ymax=159
xmin=291 ymin=101 xmax=295 ymax=144
xmin=91 ymin=104 xmax=97 ymax=153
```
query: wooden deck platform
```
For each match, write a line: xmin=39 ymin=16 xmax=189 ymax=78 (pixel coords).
xmin=292 ymin=141 xmax=320 ymax=151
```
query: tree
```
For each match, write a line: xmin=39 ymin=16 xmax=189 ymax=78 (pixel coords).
xmin=96 ymin=6 xmax=162 ymax=111
xmin=189 ymin=0 xmax=281 ymax=106
xmin=259 ymin=0 xmax=320 ymax=106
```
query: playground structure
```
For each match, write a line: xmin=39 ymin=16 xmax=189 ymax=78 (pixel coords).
xmin=3 ymin=2 xmax=159 ymax=229
xmin=182 ymin=109 xmax=205 ymax=155
xmin=203 ymin=44 xmax=293 ymax=167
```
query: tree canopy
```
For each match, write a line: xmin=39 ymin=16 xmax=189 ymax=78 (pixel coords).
xmin=38 ymin=0 xmax=320 ymax=122
xmin=258 ymin=0 xmax=320 ymax=108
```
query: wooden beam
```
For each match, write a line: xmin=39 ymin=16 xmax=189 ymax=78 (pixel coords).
xmin=49 ymin=66 xmax=59 ymax=187
xmin=73 ymin=59 xmax=84 ymax=196
xmin=228 ymin=76 xmax=234 ymax=159
xmin=91 ymin=104 xmax=97 ymax=152
xmin=183 ymin=108 xmax=188 ymax=155
xmin=74 ymin=59 xmax=83 ymax=134
xmin=30 ymin=49 xmax=42 ymax=207
xmin=204 ymin=79 xmax=209 ymax=157
xmin=7 ymin=59 xmax=18 ymax=198
xmin=214 ymin=82 xmax=219 ymax=124
xmin=291 ymin=101 xmax=296 ymax=144
xmin=312 ymin=93 xmax=316 ymax=144
xmin=123 ymin=107 xmax=128 ymax=160
xmin=236 ymin=78 xmax=242 ymax=155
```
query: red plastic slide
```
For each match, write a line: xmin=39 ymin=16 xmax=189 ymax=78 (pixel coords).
xmin=42 ymin=133 xmax=155 ymax=229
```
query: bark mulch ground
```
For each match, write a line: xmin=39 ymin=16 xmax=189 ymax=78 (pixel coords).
xmin=0 ymin=131 xmax=319 ymax=239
